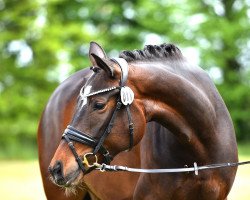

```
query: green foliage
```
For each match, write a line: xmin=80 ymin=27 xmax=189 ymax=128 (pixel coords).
xmin=0 ymin=0 xmax=249 ymax=159
xmin=238 ymin=142 xmax=250 ymax=157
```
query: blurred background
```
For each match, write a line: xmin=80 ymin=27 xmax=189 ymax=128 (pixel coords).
xmin=0 ymin=0 xmax=249 ymax=199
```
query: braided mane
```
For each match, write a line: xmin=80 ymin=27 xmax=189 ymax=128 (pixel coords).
xmin=119 ymin=43 xmax=183 ymax=62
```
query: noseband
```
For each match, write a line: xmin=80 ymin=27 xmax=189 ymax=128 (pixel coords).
xmin=62 ymin=58 xmax=134 ymax=172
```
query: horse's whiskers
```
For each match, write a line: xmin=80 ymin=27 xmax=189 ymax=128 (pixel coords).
xmin=77 ymin=182 xmax=88 ymax=191
xmin=64 ymin=186 xmax=77 ymax=197
xmin=48 ymin=175 xmax=56 ymax=185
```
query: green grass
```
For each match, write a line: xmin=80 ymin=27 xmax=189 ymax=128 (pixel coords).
xmin=228 ymin=154 xmax=250 ymax=199
xmin=228 ymin=142 xmax=250 ymax=200
xmin=0 ymin=160 xmax=46 ymax=200
xmin=0 ymin=143 xmax=249 ymax=200
xmin=238 ymin=141 xmax=250 ymax=157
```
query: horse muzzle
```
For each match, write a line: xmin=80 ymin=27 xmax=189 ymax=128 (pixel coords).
xmin=48 ymin=160 xmax=68 ymax=186
xmin=48 ymin=160 xmax=84 ymax=187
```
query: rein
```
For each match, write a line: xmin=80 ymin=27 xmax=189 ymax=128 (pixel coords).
xmin=94 ymin=161 xmax=250 ymax=175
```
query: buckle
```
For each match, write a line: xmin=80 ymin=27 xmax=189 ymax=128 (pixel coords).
xmin=82 ymin=153 xmax=100 ymax=168
xmin=103 ymin=150 xmax=112 ymax=164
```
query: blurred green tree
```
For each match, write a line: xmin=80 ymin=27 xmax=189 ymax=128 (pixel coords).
xmin=0 ymin=0 xmax=249 ymax=158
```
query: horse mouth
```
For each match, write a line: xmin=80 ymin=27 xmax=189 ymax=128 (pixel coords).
xmin=64 ymin=169 xmax=82 ymax=187
xmin=49 ymin=168 xmax=82 ymax=188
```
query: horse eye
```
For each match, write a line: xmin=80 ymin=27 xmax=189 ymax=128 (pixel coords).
xmin=93 ymin=102 xmax=105 ymax=110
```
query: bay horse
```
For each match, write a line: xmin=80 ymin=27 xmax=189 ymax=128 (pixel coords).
xmin=45 ymin=42 xmax=238 ymax=199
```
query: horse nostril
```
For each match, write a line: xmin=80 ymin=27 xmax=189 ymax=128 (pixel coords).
xmin=49 ymin=161 xmax=66 ymax=186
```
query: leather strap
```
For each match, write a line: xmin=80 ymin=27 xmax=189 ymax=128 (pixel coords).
xmin=63 ymin=126 xmax=113 ymax=164
xmin=93 ymin=100 xmax=122 ymax=155
xmin=63 ymin=134 xmax=86 ymax=172
xmin=63 ymin=126 xmax=97 ymax=148
xmin=111 ymin=57 xmax=134 ymax=150
xmin=126 ymin=105 xmax=134 ymax=150
xmin=111 ymin=58 xmax=128 ymax=87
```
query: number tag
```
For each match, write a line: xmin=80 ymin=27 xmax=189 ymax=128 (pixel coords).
xmin=120 ymin=86 xmax=134 ymax=105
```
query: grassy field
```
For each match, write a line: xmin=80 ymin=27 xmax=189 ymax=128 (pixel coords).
xmin=0 ymin=144 xmax=249 ymax=200
xmin=228 ymin=154 xmax=250 ymax=200
xmin=0 ymin=160 xmax=46 ymax=200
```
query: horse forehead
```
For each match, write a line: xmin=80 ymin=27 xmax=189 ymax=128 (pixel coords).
xmin=88 ymin=71 xmax=107 ymax=85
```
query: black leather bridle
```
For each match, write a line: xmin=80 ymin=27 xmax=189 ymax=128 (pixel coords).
xmin=62 ymin=58 xmax=134 ymax=173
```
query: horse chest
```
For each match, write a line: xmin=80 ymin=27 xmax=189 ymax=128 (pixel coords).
xmin=134 ymin=173 xmax=226 ymax=200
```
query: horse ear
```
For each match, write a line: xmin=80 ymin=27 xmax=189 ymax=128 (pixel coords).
xmin=90 ymin=53 xmax=114 ymax=78
xmin=89 ymin=42 xmax=107 ymax=66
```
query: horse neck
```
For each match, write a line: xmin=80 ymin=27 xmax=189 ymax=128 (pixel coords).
xmin=130 ymin=60 xmax=222 ymax=156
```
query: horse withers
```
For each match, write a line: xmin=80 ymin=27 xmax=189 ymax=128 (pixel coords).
xmin=45 ymin=42 xmax=238 ymax=199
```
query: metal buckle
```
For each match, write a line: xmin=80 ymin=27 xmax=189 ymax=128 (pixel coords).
xmin=82 ymin=153 xmax=99 ymax=168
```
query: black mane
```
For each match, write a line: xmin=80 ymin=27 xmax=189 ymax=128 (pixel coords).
xmin=119 ymin=43 xmax=183 ymax=62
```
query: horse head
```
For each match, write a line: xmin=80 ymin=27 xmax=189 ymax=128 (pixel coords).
xmin=49 ymin=42 xmax=146 ymax=188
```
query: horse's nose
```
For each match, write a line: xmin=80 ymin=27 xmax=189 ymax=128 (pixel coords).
xmin=49 ymin=161 xmax=66 ymax=186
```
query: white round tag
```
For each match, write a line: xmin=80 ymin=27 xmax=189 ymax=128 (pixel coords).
xmin=120 ymin=86 xmax=134 ymax=105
